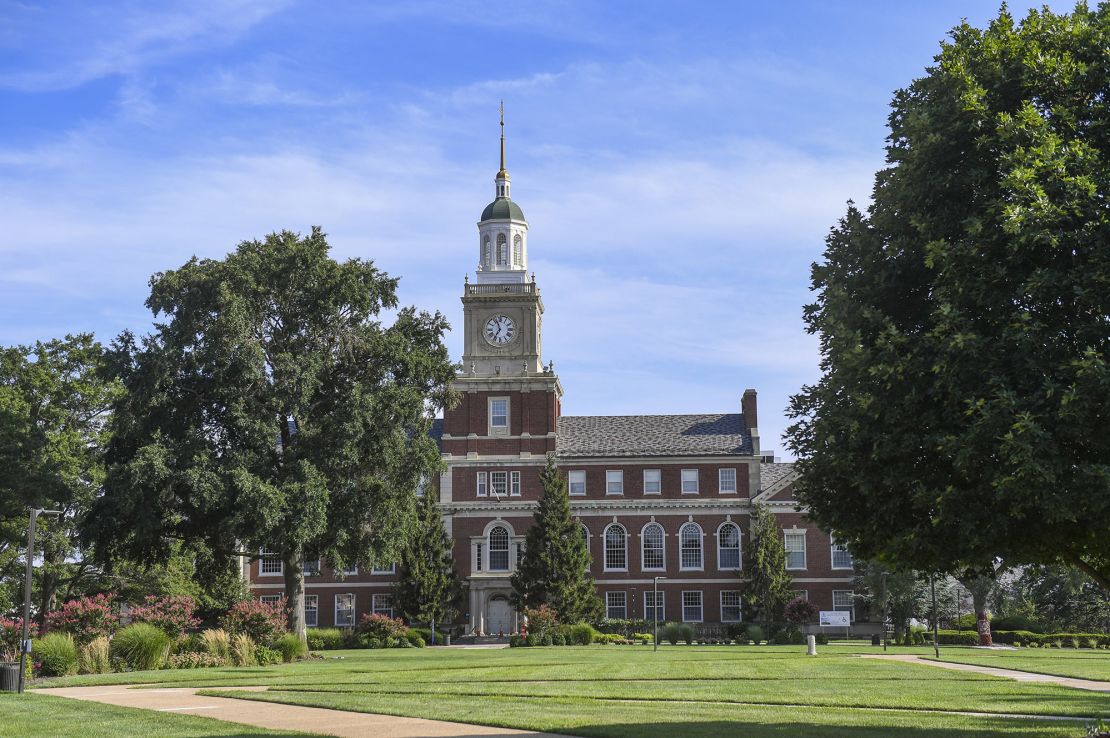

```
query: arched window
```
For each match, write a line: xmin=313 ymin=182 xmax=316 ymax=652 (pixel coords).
xmin=604 ymin=523 xmax=627 ymax=571
xmin=489 ymin=526 xmax=509 ymax=571
xmin=718 ymin=523 xmax=741 ymax=570
xmin=482 ymin=236 xmax=491 ymax=266
xmin=513 ymin=234 xmax=522 ymax=266
xmin=680 ymin=523 xmax=703 ymax=570
xmin=641 ymin=523 xmax=665 ymax=571
xmin=497 ymin=233 xmax=507 ymax=265
xmin=580 ymin=523 xmax=591 ymax=553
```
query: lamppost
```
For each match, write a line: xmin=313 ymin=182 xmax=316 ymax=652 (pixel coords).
xmin=930 ymin=574 xmax=941 ymax=660
xmin=19 ymin=508 xmax=62 ymax=694
xmin=653 ymin=576 xmax=665 ymax=652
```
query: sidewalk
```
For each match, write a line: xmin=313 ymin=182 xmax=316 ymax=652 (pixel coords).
xmin=861 ymin=654 xmax=1110 ymax=692
xmin=35 ymin=685 xmax=572 ymax=738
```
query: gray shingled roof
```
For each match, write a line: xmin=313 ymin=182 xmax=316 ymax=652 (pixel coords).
xmin=556 ymin=414 xmax=752 ymax=457
xmin=760 ymin=462 xmax=795 ymax=491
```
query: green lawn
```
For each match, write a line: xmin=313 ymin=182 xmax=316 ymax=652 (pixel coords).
xmin=34 ymin=644 xmax=1110 ymax=737
xmin=0 ymin=692 xmax=313 ymax=737
xmin=925 ymin=648 xmax=1110 ymax=682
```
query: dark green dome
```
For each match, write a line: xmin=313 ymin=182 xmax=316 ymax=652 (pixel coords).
xmin=481 ymin=197 xmax=526 ymax=222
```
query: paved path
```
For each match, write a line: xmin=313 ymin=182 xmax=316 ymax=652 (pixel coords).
xmin=862 ymin=654 xmax=1110 ymax=692
xmin=36 ymin=685 xmax=572 ymax=738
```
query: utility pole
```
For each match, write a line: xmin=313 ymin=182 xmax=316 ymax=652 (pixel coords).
xmin=19 ymin=508 xmax=62 ymax=693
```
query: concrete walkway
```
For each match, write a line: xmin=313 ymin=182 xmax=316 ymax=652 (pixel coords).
xmin=36 ymin=685 xmax=571 ymax=738
xmin=862 ymin=654 xmax=1110 ymax=692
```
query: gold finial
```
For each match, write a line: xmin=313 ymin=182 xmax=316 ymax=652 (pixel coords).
xmin=497 ymin=99 xmax=509 ymax=180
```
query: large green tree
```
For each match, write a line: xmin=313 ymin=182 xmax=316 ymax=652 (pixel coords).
xmin=787 ymin=5 xmax=1110 ymax=589
xmin=83 ymin=228 xmax=456 ymax=640
xmin=510 ymin=457 xmax=602 ymax=623
xmin=0 ymin=335 xmax=121 ymax=622
xmin=741 ymin=503 xmax=793 ymax=626
xmin=393 ymin=487 xmax=462 ymax=633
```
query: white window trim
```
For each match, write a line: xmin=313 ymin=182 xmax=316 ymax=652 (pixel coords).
xmin=603 ymin=523 xmax=628 ymax=572
xmin=488 ymin=525 xmax=511 ymax=572
xmin=718 ymin=468 xmax=737 ymax=495
xmin=720 ymin=591 xmax=742 ymax=623
xmin=833 ymin=590 xmax=856 ymax=622
xmin=490 ymin=470 xmax=508 ymax=498
xmin=640 ymin=522 xmax=666 ymax=572
xmin=643 ymin=469 xmax=661 ymax=495
xmin=679 ymin=522 xmax=704 ymax=572
xmin=259 ymin=548 xmax=283 ymax=577
xmin=304 ymin=594 xmax=318 ymax=627
xmin=605 ymin=469 xmax=624 ymax=496
xmin=372 ymin=593 xmax=394 ymax=618
xmin=510 ymin=470 xmax=521 ymax=497
xmin=605 ymin=591 xmax=628 ymax=620
xmin=681 ymin=590 xmax=704 ymax=623
xmin=681 ymin=469 xmax=699 ymax=494
xmin=371 ymin=563 xmax=396 ymax=575
xmin=335 ymin=593 xmax=355 ymax=627
xmin=830 ymin=538 xmax=854 ymax=570
xmin=716 ymin=522 xmax=742 ymax=571
xmin=259 ymin=594 xmax=283 ymax=605
xmin=580 ymin=523 xmax=591 ymax=553
xmin=644 ymin=591 xmax=665 ymax=622
xmin=302 ymin=557 xmax=321 ymax=577
xmin=489 ymin=396 xmax=509 ymax=435
xmin=568 ymin=470 xmax=586 ymax=496
xmin=476 ymin=471 xmax=488 ymax=497
xmin=784 ymin=530 xmax=807 ymax=571
xmin=793 ymin=590 xmax=809 ymax=601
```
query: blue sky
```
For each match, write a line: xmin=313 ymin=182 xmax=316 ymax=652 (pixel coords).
xmin=0 ymin=1 xmax=1068 ymax=457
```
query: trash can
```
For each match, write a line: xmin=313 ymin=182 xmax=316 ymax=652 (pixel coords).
xmin=871 ymin=634 xmax=881 ymax=647
xmin=0 ymin=662 xmax=20 ymax=692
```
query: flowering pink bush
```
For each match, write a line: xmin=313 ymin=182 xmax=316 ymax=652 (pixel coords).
xmin=357 ymin=613 xmax=406 ymax=641
xmin=46 ymin=593 xmax=118 ymax=645
xmin=1 ymin=617 xmax=37 ymax=661
xmin=222 ymin=597 xmax=287 ymax=645
xmin=129 ymin=595 xmax=201 ymax=639
xmin=522 ymin=604 xmax=559 ymax=638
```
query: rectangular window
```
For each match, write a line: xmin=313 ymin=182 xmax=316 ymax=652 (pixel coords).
xmin=784 ymin=531 xmax=807 ymax=570
xmin=792 ymin=590 xmax=809 ymax=601
xmin=341 ymin=564 xmax=358 ymax=576
xmin=490 ymin=471 xmax=508 ymax=497
xmin=833 ymin=590 xmax=855 ymax=622
xmin=721 ymin=591 xmax=742 ymax=623
xmin=335 ymin=594 xmax=355 ymax=627
xmin=831 ymin=539 xmax=854 ymax=570
xmin=490 ymin=398 xmax=509 ymax=430
xmin=510 ymin=470 xmax=521 ymax=497
xmin=681 ymin=469 xmax=699 ymax=494
xmin=605 ymin=470 xmax=624 ymax=495
xmin=476 ymin=471 xmax=488 ymax=497
xmin=718 ymin=468 xmax=737 ymax=494
xmin=682 ymin=590 xmax=704 ymax=623
xmin=605 ymin=591 xmax=627 ymax=620
xmin=302 ymin=557 xmax=320 ymax=577
xmin=260 ymin=594 xmax=282 ymax=605
xmin=372 ymin=594 xmax=394 ymax=618
xmin=371 ymin=563 xmax=396 ymax=575
xmin=643 ymin=469 xmax=661 ymax=495
xmin=259 ymin=548 xmax=283 ymax=576
xmin=644 ymin=591 xmax=665 ymax=622
xmin=475 ymin=542 xmax=483 ymax=572
xmin=568 ymin=470 xmax=586 ymax=496
xmin=304 ymin=595 xmax=318 ymax=627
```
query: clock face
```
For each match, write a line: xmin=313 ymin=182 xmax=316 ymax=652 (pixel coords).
xmin=483 ymin=315 xmax=516 ymax=345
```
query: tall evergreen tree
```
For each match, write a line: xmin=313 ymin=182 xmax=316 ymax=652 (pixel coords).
xmin=393 ymin=488 xmax=462 ymax=632
xmin=511 ymin=457 xmax=602 ymax=623
xmin=741 ymin=503 xmax=793 ymax=626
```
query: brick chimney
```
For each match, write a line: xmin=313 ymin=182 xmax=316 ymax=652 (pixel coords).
xmin=741 ymin=388 xmax=758 ymax=430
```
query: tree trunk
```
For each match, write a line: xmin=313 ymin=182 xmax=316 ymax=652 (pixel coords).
xmin=977 ymin=610 xmax=993 ymax=647
xmin=283 ymin=552 xmax=306 ymax=644
xmin=37 ymin=540 xmax=64 ymax=630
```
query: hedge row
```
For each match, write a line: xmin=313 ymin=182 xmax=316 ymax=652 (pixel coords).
xmin=927 ymin=630 xmax=1110 ymax=647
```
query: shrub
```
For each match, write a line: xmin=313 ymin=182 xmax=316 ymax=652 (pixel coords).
xmin=255 ymin=645 xmax=282 ymax=665
xmin=525 ymin=633 xmax=541 ymax=647
xmin=552 ymin=633 xmax=567 ymax=646
xmin=223 ymin=599 xmax=286 ymax=646
xmin=566 ymin=622 xmax=598 ymax=645
xmin=231 ymin=633 xmax=257 ymax=666
xmin=35 ymin=632 xmax=78 ymax=677
xmin=46 ymin=594 xmax=118 ymax=645
xmin=164 ymin=652 xmax=225 ymax=669
xmin=784 ymin=598 xmax=820 ymax=626
xmin=633 ymin=632 xmax=654 ymax=644
xmin=992 ymin=614 xmax=1046 ymax=633
xmin=128 ymin=595 xmax=200 ymax=639
xmin=358 ymin=613 xmax=406 ymax=641
xmin=406 ymin=627 xmax=449 ymax=646
xmin=200 ymin=629 xmax=231 ymax=661
xmin=78 ymin=636 xmax=110 ymax=674
xmin=659 ymin=622 xmax=682 ymax=645
xmin=306 ymin=628 xmax=344 ymax=650
xmin=724 ymin=623 xmax=748 ymax=641
xmin=678 ymin=624 xmax=695 ymax=645
xmin=523 ymin=604 xmax=559 ymax=639
xmin=933 ymin=630 xmax=979 ymax=646
xmin=509 ymin=635 xmax=525 ymax=647
xmin=772 ymin=629 xmax=793 ymax=645
xmin=1085 ymin=638 xmax=1100 ymax=649
xmin=112 ymin=623 xmax=170 ymax=671
xmin=815 ymin=632 xmax=829 ymax=645
xmin=0 ymin=617 xmax=37 ymax=662
xmin=747 ymin=625 xmax=765 ymax=645
xmin=275 ymin=633 xmax=308 ymax=662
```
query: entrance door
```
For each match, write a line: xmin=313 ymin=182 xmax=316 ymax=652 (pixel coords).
xmin=487 ymin=596 xmax=511 ymax=636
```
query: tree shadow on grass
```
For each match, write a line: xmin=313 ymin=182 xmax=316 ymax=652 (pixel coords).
xmin=563 ymin=720 xmax=1079 ymax=738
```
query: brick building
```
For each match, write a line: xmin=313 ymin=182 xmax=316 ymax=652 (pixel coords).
xmin=246 ymin=124 xmax=857 ymax=634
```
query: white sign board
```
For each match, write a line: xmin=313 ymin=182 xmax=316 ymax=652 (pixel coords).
xmin=819 ymin=610 xmax=851 ymax=627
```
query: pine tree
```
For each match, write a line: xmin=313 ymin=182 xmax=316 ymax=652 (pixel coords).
xmin=393 ymin=489 xmax=462 ymax=632
xmin=742 ymin=503 xmax=794 ymax=626
xmin=511 ymin=456 xmax=602 ymax=623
